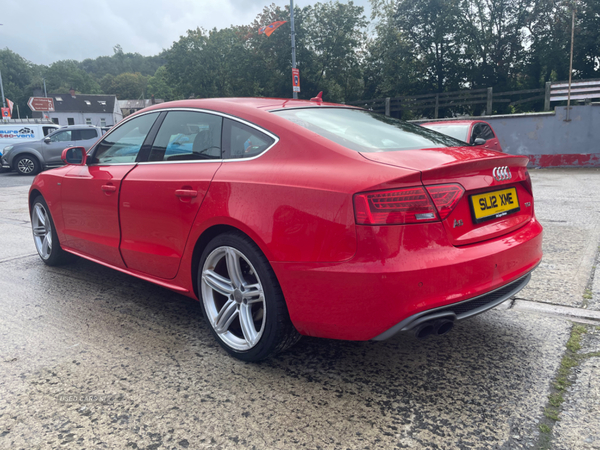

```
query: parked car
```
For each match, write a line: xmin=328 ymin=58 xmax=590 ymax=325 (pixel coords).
xmin=28 ymin=98 xmax=542 ymax=361
xmin=420 ymin=120 xmax=503 ymax=152
xmin=1 ymin=125 xmax=102 ymax=175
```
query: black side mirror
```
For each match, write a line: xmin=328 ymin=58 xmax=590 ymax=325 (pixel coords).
xmin=473 ymin=138 xmax=486 ymax=146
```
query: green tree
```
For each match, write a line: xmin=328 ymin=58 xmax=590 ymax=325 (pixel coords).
xmin=44 ymin=60 xmax=101 ymax=94
xmin=0 ymin=48 xmax=38 ymax=118
xmin=146 ymin=66 xmax=176 ymax=101
xmin=108 ymin=72 xmax=148 ymax=99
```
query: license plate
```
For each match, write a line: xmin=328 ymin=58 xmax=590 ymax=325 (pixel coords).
xmin=470 ymin=187 xmax=520 ymax=224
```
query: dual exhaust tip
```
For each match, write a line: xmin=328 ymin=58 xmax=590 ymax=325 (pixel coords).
xmin=411 ymin=318 xmax=454 ymax=339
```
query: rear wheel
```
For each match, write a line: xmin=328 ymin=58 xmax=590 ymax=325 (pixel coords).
xmin=31 ymin=196 xmax=77 ymax=266
xmin=199 ymin=232 xmax=300 ymax=361
xmin=15 ymin=155 xmax=40 ymax=175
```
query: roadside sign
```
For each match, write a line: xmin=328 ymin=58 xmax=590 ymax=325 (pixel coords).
xmin=28 ymin=97 xmax=55 ymax=112
xmin=292 ymin=68 xmax=300 ymax=93
xmin=1 ymin=107 xmax=10 ymax=118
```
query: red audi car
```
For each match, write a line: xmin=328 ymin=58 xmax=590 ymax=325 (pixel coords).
xmin=29 ymin=98 xmax=542 ymax=361
xmin=420 ymin=120 xmax=503 ymax=152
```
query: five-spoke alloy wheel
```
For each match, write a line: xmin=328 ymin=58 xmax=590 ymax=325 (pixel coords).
xmin=199 ymin=232 xmax=299 ymax=361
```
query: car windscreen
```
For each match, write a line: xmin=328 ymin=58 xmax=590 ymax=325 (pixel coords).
xmin=272 ymin=108 xmax=465 ymax=152
xmin=421 ymin=124 xmax=469 ymax=142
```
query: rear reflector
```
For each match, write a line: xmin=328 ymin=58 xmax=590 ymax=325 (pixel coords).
xmin=354 ymin=187 xmax=438 ymax=225
xmin=425 ymin=184 xmax=465 ymax=220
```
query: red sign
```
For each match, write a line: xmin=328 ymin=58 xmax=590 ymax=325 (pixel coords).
xmin=28 ymin=97 xmax=55 ymax=112
xmin=1 ymin=107 xmax=10 ymax=118
xmin=292 ymin=68 xmax=300 ymax=93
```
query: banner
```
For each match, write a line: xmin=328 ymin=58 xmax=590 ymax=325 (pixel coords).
xmin=1 ymin=107 xmax=10 ymax=118
xmin=259 ymin=21 xmax=287 ymax=37
xmin=292 ymin=68 xmax=300 ymax=93
xmin=6 ymin=98 xmax=14 ymax=115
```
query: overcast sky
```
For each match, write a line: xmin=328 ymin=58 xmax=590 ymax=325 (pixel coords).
xmin=1 ymin=0 xmax=372 ymax=66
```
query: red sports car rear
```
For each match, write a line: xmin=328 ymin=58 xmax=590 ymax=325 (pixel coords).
xmin=28 ymin=98 xmax=542 ymax=361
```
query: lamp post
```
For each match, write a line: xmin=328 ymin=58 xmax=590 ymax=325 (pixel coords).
xmin=290 ymin=0 xmax=298 ymax=99
xmin=566 ymin=2 xmax=576 ymax=122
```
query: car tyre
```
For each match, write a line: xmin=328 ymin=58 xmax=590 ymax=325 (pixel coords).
xmin=31 ymin=196 xmax=78 ymax=266
xmin=15 ymin=154 xmax=41 ymax=175
xmin=199 ymin=231 xmax=300 ymax=361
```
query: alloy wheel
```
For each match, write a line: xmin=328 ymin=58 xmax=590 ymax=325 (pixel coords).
xmin=32 ymin=203 xmax=53 ymax=260
xmin=201 ymin=246 xmax=266 ymax=351
xmin=17 ymin=157 xmax=35 ymax=174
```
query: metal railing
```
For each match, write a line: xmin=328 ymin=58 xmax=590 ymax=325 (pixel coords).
xmin=347 ymin=78 xmax=600 ymax=119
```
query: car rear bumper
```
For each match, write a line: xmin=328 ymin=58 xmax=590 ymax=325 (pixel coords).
xmin=271 ymin=216 xmax=543 ymax=341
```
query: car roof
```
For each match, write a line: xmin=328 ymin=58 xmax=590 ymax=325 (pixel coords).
xmin=140 ymin=97 xmax=353 ymax=115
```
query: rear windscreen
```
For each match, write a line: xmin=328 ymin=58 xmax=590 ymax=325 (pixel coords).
xmin=272 ymin=108 xmax=465 ymax=152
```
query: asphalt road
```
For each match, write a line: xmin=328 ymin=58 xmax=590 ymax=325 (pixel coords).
xmin=0 ymin=168 xmax=599 ymax=449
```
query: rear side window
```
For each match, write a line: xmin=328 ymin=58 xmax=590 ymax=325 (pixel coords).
xmin=224 ymin=119 xmax=275 ymax=159
xmin=76 ymin=129 xmax=98 ymax=141
xmin=92 ymin=113 xmax=159 ymax=164
xmin=149 ymin=111 xmax=222 ymax=162
xmin=273 ymin=108 xmax=464 ymax=152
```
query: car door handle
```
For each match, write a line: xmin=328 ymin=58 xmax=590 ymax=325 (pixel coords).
xmin=175 ymin=189 xmax=198 ymax=198
xmin=101 ymin=184 xmax=117 ymax=193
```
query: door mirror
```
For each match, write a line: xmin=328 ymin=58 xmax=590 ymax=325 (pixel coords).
xmin=61 ymin=146 xmax=87 ymax=165
xmin=44 ymin=136 xmax=51 ymax=143
xmin=473 ymin=138 xmax=486 ymax=146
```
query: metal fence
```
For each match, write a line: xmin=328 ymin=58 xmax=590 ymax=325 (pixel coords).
xmin=347 ymin=79 xmax=600 ymax=119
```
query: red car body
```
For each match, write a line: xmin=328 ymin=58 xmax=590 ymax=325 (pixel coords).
xmin=29 ymin=98 xmax=542 ymax=358
xmin=420 ymin=120 xmax=503 ymax=152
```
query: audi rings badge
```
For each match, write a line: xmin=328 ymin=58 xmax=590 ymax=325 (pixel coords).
xmin=492 ymin=166 xmax=512 ymax=182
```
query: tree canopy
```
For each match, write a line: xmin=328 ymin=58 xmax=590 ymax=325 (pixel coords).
xmin=0 ymin=0 xmax=597 ymax=118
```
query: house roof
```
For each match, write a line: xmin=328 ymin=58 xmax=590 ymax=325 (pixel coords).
xmin=50 ymin=94 xmax=117 ymax=114
xmin=118 ymin=99 xmax=165 ymax=109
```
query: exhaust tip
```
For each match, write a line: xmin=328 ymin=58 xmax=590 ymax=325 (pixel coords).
xmin=434 ymin=319 xmax=454 ymax=336
xmin=414 ymin=323 xmax=435 ymax=339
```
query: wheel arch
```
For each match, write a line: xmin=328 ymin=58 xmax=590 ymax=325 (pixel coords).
xmin=29 ymin=188 xmax=43 ymax=213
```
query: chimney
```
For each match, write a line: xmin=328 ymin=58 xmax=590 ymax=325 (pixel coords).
xmin=69 ymin=88 xmax=76 ymax=97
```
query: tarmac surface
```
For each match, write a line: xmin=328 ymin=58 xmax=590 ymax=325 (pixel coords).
xmin=0 ymin=168 xmax=599 ymax=449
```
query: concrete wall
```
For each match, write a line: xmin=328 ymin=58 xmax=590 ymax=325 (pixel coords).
xmin=484 ymin=105 xmax=600 ymax=167
xmin=415 ymin=104 xmax=600 ymax=167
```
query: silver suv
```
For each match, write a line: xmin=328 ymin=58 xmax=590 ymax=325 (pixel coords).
xmin=1 ymin=125 xmax=102 ymax=175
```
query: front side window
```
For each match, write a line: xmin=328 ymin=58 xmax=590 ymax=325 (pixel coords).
xmin=226 ymin=120 xmax=274 ymax=159
xmin=149 ymin=111 xmax=222 ymax=162
xmin=423 ymin=124 xmax=469 ymax=142
xmin=273 ymin=108 xmax=465 ymax=152
xmin=43 ymin=126 xmax=58 ymax=136
xmin=92 ymin=112 xmax=159 ymax=164
xmin=49 ymin=130 xmax=72 ymax=142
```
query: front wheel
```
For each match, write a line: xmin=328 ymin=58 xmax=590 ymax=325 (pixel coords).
xmin=31 ymin=196 xmax=77 ymax=266
xmin=199 ymin=232 xmax=300 ymax=361
xmin=15 ymin=155 xmax=40 ymax=175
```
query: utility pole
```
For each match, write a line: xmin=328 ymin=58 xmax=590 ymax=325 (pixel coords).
xmin=0 ymin=70 xmax=6 ymax=108
xmin=290 ymin=0 xmax=298 ymax=99
xmin=565 ymin=2 xmax=576 ymax=122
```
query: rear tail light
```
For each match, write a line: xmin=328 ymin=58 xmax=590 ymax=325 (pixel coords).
xmin=354 ymin=187 xmax=437 ymax=225
xmin=425 ymin=184 xmax=464 ymax=220
xmin=354 ymin=184 xmax=464 ymax=225
xmin=522 ymin=170 xmax=533 ymax=195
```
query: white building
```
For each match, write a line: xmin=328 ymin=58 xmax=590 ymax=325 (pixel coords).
xmin=41 ymin=90 xmax=123 ymax=127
